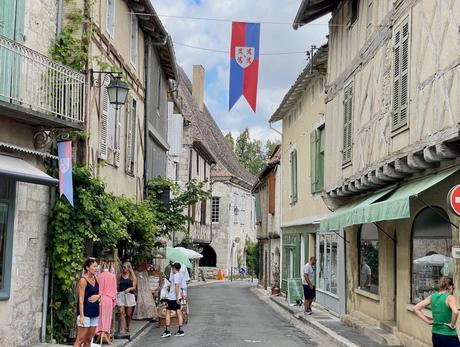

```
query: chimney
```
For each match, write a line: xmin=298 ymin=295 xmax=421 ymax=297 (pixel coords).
xmin=192 ymin=65 xmax=205 ymax=112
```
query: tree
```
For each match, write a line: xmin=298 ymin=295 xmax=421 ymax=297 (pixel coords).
xmin=230 ymin=128 xmax=280 ymax=176
xmin=246 ymin=239 xmax=259 ymax=277
xmin=225 ymin=132 xmax=235 ymax=151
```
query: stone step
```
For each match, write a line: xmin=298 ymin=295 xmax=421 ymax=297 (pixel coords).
xmin=380 ymin=320 xmax=398 ymax=335
xmin=341 ymin=315 xmax=403 ymax=347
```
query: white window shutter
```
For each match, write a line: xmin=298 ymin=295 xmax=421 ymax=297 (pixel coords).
xmin=114 ymin=108 xmax=121 ymax=167
xmin=99 ymin=85 xmax=109 ymax=160
xmin=125 ymin=96 xmax=133 ymax=173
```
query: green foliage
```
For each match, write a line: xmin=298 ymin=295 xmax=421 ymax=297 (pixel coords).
xmin=146 ymin=177 xmax=211 ymax=237
xmin=50 ymin=10 xmax=89 ymax=70
xmin=246 ymin=239 xmax=259 ymax=277
xmin=227 ymin=128 xmax=280 ymax=176
xmin=225 ymin=132 xmax=235 ymax=151
xmin=49 ymin=166 xmax=128 ymax=341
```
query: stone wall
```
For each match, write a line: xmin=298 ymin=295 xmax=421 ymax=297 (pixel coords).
xmin=0 ymin=181 xmax=50 ymax=346
xmin=24 ymin=0 xmax=57 ymax=55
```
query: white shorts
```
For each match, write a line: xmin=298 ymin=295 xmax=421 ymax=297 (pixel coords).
xmin=117 ymin=292 xmax=136 ymax=307
xmin=76 ymin=315 xmax=99 ymax=327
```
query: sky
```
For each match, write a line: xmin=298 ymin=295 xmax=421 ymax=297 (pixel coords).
xmin=151 ymin=0 xmax=329 ymax=143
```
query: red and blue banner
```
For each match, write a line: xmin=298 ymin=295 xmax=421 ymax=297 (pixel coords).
xmin=229 ymin=22 xmax=260 ymax=113
xmin=58 ymin=140 xmax=74 ymax=206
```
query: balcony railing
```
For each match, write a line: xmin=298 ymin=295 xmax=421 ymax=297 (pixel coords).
xmin=0 ymin=35 xmax=85 ymax=124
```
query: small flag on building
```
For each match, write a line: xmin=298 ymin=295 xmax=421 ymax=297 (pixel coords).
xmin=229 ymin=21 xmax=260 ymax=112
xmin=58 ymin=140 xmax=74 ymax=206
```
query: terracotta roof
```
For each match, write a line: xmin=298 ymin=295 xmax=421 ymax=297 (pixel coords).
xmin=174 ymin=66 xmax=256 ymax=188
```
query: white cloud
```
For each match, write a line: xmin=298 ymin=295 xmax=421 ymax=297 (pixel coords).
xmin=152 ymin=0 xmax=329 ymax=140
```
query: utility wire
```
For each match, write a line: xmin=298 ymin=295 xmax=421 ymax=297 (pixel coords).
xmin=173 ymin=41 xmax=308 ymax=55
xmin=130 ymin=12 xmax=389 ymax=28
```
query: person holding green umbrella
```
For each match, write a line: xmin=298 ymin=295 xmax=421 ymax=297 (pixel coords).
xmin=161 ymin=263 xmax=185 ymax=338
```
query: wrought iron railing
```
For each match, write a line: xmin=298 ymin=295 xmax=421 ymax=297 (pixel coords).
xmin=0 ymin=35 xmax=85 ymax=123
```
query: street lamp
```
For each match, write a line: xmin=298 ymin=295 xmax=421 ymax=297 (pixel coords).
xmin=90 ymin=70 xmax=130 ymax=109
xmin=106 ymin=75 xmax=129 ymax=109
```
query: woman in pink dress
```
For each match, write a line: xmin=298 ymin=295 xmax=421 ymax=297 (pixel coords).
xmin=96 ymin=269 xmax=117 ymax=344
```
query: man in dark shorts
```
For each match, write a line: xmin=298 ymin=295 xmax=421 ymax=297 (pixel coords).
xmin=161 ymin=263 xmax=184 ymax=337
xmin=303 ymin=256 xmax=316 ymax=315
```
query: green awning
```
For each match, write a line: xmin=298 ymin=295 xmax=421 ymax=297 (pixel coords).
xmin=320 ymin=186 xmax=395 ymax=232
xmin=320 ymin=166 xmax=459 ymax=232
xmin=362 ymin=166 xmax=459 ymax=224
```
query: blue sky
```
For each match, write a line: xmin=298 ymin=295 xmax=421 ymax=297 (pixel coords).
xmin=152 ymin=0 xmax=329 ymax=143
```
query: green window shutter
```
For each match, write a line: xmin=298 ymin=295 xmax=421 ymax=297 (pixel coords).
xmin=310 ymin=130 xmax=318 ymax=193
xmin=0 ymin=0 xmax=24 ymax=41
xmin=393 ymin=19 xmax=409 ymax=130
xmin=343 ymin=86 xmax=353 ymax=165
xmin=318 ymin=126 xmax=325 ymax=190
xmin=290 ymin=150 xmax=298 ymax=204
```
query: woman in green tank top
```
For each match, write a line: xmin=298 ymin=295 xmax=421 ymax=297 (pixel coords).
xmin=414 ymin=276 xmax=460 ymax=347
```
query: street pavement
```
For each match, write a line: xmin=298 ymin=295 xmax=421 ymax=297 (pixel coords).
xmin=131 ymin=281 xmax=336 ymax=347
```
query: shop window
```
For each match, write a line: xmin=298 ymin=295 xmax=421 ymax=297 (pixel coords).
xmin=412 ymin=207 xmax=452 ymax=304
xmin=359 ymin=224 xmax=379 ymax=294
xmin=318 ymin=233 xmax=338 ymax=294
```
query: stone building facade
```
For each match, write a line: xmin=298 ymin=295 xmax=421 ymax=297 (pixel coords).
xmin=0 ymin=1 xmax=85 ymax=345
xmin=173 ymin=65 xmax=256 ymax=275
xmin=295 ymin=0 xmax=460 ymax=345
xmin=253 ymin=146 xmax=281 ymax=290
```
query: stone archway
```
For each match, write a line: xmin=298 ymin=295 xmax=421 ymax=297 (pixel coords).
xmin=199 ymin=244 xmax=217 ymax=267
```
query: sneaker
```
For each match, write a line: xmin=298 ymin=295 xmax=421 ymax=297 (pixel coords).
xmin=174 ymin=330 xmax=185 ymax=337
xmin=161 ymin=331 xmax=171 ymax=338
xmin=308 ymin=310 xmax=313 ymax=315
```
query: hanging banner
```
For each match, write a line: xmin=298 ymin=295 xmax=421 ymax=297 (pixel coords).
xmin=58 ymin=140 xmax=74 ymax=206
xmin=229 ymin=21 xmax=260 ymax=112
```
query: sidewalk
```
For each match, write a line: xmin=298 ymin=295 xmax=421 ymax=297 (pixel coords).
xmin=253 ymin=287 xmax=393 ymax=347
xmin=32 ymin=280 xmax=222 ymax=347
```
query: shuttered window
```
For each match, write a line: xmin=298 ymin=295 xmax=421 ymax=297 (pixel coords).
xmin=290 ymin=149 xmax=297 ymax=204
xmin=268 ymin=172 xmax=275 ymax=214
xmin=393 ymin=18 xmax=409 ymax=130
xmin=343 ymin=85 xmax=353 ymax=165
xmin=126 ymin=97 xmax=136 ymax=175
xmin=99 ymin=83 xmax=109 ymax=160
xmin=130 ymin=12 xmax=138 ymax=67
xmin=311 ymin=125 xmax=325 ymax=193
xmin=106 ymin=0 xmax=115 ymax=38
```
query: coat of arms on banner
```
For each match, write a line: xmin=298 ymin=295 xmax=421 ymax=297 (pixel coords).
xmin=235 ymin=46 xmax=254 ymax=69
xmin=59 ymin=158 xmax=70 ymax=173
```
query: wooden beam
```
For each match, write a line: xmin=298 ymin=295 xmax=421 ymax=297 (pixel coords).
xmin=423 ymin=146 xmax=441 ymax=163
xmin=360 ymin=175 xmax=381 ymax=189
xmin=376 ymin=167 xmax=396 ymax=182
xmin=436 ymin=142 xmax=460 ymax=159
xmin=383 ymin=163 xmax=408 ymax=179
xmin=353 ymin=179 xmax=368 ymax=192
xmin=407 ymin=152 xmax=439 ymax=170
xmin=395 ymin=157 xmax=423 ymax=174
xmin=368 ymin=171 xmax=386 ymax=186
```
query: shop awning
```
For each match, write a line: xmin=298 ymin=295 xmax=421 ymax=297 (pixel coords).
xmin=360 ymin=166 xmax=459 ymax=224
xmin=0 ymin=154 xmax=58 ymax=186
xmin=320 ymin=166 xmax=459 ymax=232
xmin=320 ymin=186 xmax=396 ymax=232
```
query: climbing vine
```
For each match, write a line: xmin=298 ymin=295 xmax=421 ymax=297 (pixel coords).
xmin=49 ymin=9 xmax=91 ymax=70
xmin=48 ymin=166 xmax=128 ymax=341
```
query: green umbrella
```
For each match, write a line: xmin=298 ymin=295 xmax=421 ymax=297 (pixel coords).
xmin=166 ymin=247 xmax=192 ymax=268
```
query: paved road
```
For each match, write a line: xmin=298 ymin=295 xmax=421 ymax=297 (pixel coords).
xmin=131 ymin=281 xmax=332 ymax=347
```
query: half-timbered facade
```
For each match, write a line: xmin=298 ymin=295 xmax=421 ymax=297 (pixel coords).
xmin=295 ymin=0 xmax=460 ymax=345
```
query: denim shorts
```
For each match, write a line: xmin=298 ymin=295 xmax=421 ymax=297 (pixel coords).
xmin=76 ymin=315 xmax=99 ymax=327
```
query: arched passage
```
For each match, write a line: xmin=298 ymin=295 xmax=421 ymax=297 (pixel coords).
xmin=199 ymin=245 xmax=217 ymax=267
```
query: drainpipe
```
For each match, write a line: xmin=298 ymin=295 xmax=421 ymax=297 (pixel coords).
xmin=143 ymin=37 xmax=150 ymax=198
xmin=41 ymin=183 xmax=56 ymax=341
xmin=56 ymin=0 xmax=64 ymax=36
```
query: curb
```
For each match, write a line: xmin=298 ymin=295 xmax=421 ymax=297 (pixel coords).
xmin=269 ymin=296 xmax=360 ymax=347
